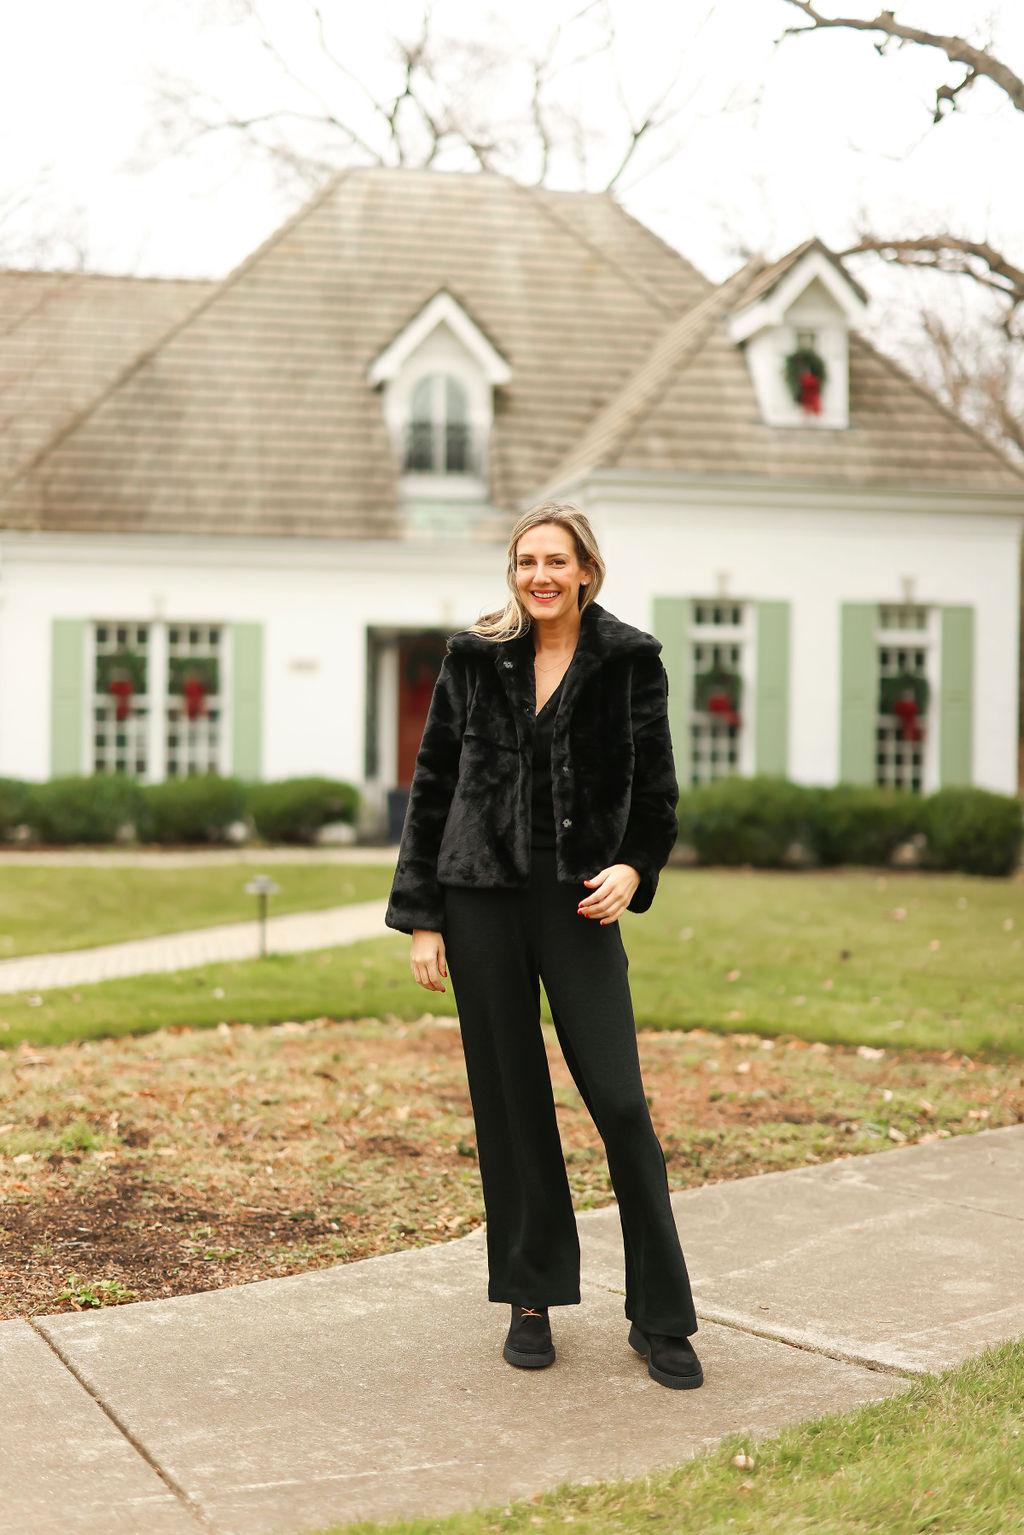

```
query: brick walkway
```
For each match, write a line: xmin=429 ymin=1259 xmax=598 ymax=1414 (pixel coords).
xmin=0 ymin=899 xmax=391 ymax=994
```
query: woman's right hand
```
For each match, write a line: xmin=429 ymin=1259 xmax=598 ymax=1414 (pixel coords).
xmin=410 ymin=929 xmax=448 ymax=992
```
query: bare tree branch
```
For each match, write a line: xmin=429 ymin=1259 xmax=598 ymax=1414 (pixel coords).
xmin=781 ymin=2 xmax=1024 ymax=120
xmin=841 ymin=235 xmax=1024 ymax=318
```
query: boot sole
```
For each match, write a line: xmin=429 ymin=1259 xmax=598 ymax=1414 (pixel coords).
xmin=503 ymin=1342 xmax=556 ymax=1369
xmin=629 ymin=1323 xmax=703 ymax=1390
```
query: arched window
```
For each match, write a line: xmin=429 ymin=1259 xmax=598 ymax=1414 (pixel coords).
xmin=405 ymin=374 xmax=472 ymax=473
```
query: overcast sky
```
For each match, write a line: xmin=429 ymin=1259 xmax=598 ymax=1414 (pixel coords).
xmin=2 ymin=0 xmax=1022 ymax=309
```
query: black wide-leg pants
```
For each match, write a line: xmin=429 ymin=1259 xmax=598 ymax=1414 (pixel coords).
xmin=443 ymin=850 xmax=698 ymax=1337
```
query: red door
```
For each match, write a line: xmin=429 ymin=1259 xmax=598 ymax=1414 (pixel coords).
xmin=397 ymin=633 xmax=448 ymax=786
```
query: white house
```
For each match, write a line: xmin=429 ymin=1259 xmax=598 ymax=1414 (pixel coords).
xmin=0 ymin=168 xmax=1020 ymax=833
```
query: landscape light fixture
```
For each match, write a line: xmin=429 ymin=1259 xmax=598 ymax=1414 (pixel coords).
xmin=244 ymin=874 xmax=281 ymax=957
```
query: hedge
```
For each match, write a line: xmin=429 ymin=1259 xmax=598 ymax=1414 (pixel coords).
xmin=677 ymin=776 xmax=1023 ymax=877
xmin=247 ymin=777 xmax=359 ymax=844
xmin=22 ymin=775 xmax=144 ymax=845
xmin=1 ymin=773 xmax=363 ymax=847
xmin=137 ymin=776 xmax=248 ymax=845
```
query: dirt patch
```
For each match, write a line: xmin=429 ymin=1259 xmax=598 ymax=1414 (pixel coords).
xmin=1 ymin=1016 xmax=1020 ymax=1318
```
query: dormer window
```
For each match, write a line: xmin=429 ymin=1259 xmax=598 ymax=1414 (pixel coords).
xmin=728 ymin=241 xmax=868 ymax=431
xmin=405 ymin=374 xmax=474 ymax=474
xmin=369 ymin=290 xmax=511 ymax=500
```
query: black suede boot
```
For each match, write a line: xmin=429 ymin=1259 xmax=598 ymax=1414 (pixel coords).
xmin=503 ymin=1305 xmax=555 ymax=1369
xmin=628 ymin=1323 xmax=703 ymax=1389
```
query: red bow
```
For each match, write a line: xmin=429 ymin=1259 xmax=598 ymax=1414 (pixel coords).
xmin=799 ymin=371 xmax=822 ymax=415
xmin=183 ymin=674 xmax=207 ymax=721
xmin=108 ymin=677 xmax=134 ymax=721
xmin=707 ymin=690 xmax=741 ymax=727
xmin=893 ymin=695 xmax=923 ymax=742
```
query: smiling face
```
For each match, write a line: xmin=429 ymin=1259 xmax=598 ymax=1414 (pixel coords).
xmin=513 ymin=522 xmax=591 ymax=627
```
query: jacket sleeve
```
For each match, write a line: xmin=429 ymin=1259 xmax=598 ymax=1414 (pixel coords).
xmin=615 ymin=656 xmax=680 ymax=915
xmin=384 ymin=654 xmax=468 ymax=935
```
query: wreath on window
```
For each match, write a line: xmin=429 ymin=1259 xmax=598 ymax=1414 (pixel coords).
xmin=96 ymin=649 xmax=148 ymax=720
xmin=95 ymin=648 xmax=148 ymax=695
xmin=879 ymin=672 xmax=930 ymax=741
xmin=784 ymin=347 xmax=827 ymax=414
xmin=694 ymin=665 xmax=743 ymax=726
xmin=168 ymin=657 xmax=220 ymax=721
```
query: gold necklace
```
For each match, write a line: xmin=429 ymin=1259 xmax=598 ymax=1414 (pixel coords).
xmin=534 ymin=655 xmax=572 ymax=674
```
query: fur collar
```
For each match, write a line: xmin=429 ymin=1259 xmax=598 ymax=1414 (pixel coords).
xmin=447 ymin=603 xmax=661 ymax=663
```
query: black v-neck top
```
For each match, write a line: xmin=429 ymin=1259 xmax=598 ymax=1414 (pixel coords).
xmin=531 ymin=675 xmax=564 ymax=851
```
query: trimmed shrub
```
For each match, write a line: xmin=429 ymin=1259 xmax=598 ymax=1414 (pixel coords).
xmin=23 ymin=775 xmax=143 ymax=845
xmin=676 ymin=776 xmax=816 ymax=868
xmin=138 ymin=775 xmax=246 ymax=845
xmin=921 ymin=788 xmax=1024 ymax=878
xmin=247 ymin=777 xmax=359 ymax=844
xmin=0 ymin=778 xmax=29 ymax=839
xmin=810 ymin=784 xmax=925 ymax=868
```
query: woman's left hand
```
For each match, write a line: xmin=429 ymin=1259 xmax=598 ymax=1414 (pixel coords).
xmin=578 ymin=864 xmax=641 ymax=925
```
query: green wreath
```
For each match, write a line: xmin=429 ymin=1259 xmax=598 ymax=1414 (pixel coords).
xmin=168 ymin=656 xmax=220 ymax=695
xmin=784 ymin=347 xmax=827 ymax=405
xmin=879 ymin=672 xmax=930 ymax=716
xmin=694 ymin=665 xmax=743 ymax=713
xmin=95 ymin=648 xmax=147 ymax=695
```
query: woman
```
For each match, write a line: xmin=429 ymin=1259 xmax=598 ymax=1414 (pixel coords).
xmin=385 ymin=502 xmax=702 ymax=1391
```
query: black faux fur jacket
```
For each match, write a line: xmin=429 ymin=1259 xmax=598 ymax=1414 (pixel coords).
xmin=384 ymin=603 xmax=679 ymax=935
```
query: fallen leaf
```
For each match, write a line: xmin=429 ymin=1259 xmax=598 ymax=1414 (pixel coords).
xmin=725 ymin=969 xmax=741 ymax=982
xmin=888 ymin=1126 xmax=907 ymax=1143
xmin=732 ymin=1453 xmax=755 ymax=1469
xmin=888 ymin=908 xmax=907 ymax=921
xmin=929 ymin=940 xmax=941 ymax=951
xmin=857 ymin=1046 xmax=886 ymax=1060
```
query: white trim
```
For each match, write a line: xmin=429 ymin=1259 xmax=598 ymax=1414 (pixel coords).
xmin=368 ymin=291 xmax=511 ymax=386
xmin=548 ymin=470 xmax=1024 ymax=520
xmin=729 ymin=250 xmax=868 ymax=345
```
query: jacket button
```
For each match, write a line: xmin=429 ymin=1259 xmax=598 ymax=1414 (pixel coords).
xmin=562 ymin=818 xmax=572 ymax=828
xmin=561 ymin=765 xmax=570 ymax=775
xmin=503 ymin=661 xmax=513 ymax=669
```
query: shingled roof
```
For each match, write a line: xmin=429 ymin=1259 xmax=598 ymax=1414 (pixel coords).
xmin=0 ymin=269 xmax=213 ymax=485
xmin=0 ymin=168 xmax=709 ymax=538
xmin=542 ymin=244 xmax=1024 ymax=496
xmin=1 ymin=174 xmax=1020 ymax=539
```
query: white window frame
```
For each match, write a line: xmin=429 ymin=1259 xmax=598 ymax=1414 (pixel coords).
xmin=688 ymin=601 xmax=755 ymax=785
xmin=875 ymin=604 xmax=939 ymax=795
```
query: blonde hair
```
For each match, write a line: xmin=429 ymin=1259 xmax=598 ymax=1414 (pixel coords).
xmin=471 ymin=502 xmax=606 ymax=641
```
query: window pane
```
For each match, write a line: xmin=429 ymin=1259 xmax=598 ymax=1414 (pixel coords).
xmin=410 ymin=375 xmax=434 ymax=422
xmin=445 ymin=375 xmax=468 ymax=422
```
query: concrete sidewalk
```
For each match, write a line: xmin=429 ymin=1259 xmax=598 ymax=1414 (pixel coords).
xmin=0 ymin=899 xmax=392 ymax=994
xmin=3 ymin=1125 xmax=1021 ymax=1535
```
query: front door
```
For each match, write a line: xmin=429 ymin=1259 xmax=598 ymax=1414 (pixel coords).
xmin=396 ymin=632 xmax=448 ymax=786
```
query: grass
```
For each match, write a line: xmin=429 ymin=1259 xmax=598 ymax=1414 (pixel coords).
xmin=312 ymin=1337 xmax=1024 ymax=1535
xmin=0 ymin=861 xmax=394 ymax=957
xmin=1 ymin=868 xmax=1021 ymax=1058
xmin=631 ymin=868 xmax=1024 ymax=1056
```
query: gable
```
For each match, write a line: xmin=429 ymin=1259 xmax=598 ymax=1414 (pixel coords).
xmin=0 ymin=169 xmax=709 ymax=540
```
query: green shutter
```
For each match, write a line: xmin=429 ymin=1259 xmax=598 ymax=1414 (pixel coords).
xmin=839 ymin=603 xmax=876 ymax=785
xmin=51 ymin=619 xmax=86 ymax=776
xmin=755 ymin=601 xmax=790 ymax=776
xmin=231 ymin=623 xmax=264 ymax=781
xmin=652 ymin=597 xmax=691 ymax=788
xmin=939 ymin=606 xmax=974 ymax=787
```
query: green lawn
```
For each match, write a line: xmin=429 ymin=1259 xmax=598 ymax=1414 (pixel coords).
xmin=317 ymin=1338 xmax=1024 ymax=1535
xmin=0 ymin=862 xmax=395 ymax=957
xmin=631 ymin=868 xmax=1024 ymax=1056
xmin=2 ymin=869 xmax=1021 ymax=1059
